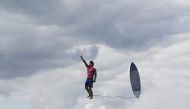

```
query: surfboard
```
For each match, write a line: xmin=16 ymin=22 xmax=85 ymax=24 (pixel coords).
xmin=130 ymin=62 xmax=141 ymax=98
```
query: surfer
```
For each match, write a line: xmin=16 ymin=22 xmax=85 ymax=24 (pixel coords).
xmin=80 ymin=55 xmax=97 ymax=99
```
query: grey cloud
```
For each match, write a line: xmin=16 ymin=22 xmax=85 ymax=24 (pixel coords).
xmin=0 ymin=14 xmax=98 ymax=79
xmin=0 ymin=23 xmax=99 ymax=79
xmin=0 ymin=80 xmax=18 ymax=96
xmin=80 ymin=45 xmax=100 ymax=60
xmin=0 ymin=0 xmax=189 ymax=50
xmin=0 ymin=36 xmax=98 ymax=78
xmin=0 ymin=0 xmax=57 ymax=15
xmin=0 ymin=0 xmax=189 ymax=79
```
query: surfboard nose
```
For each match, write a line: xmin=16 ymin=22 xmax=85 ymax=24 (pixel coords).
xmin=130 ymin=62 xmax=137 ymax=71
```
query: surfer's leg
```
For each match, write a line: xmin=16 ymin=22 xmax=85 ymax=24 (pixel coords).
xmin=85 ymin=80 xmax=91 ymax=97
xmin=89 ymin=87 xmax=93 ymax=99
xmin=85 ymin=86 xmax=90 ymax=97
xmin=88 ymin=80 xmax=93 ymax=99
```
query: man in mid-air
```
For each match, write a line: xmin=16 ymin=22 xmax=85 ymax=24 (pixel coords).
xmin=80 ymin=55 xmax=97 ymax=99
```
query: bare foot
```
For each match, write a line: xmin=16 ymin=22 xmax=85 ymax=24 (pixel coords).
xmin=89 ymin=96 xmax=93 ymax=99
xmin=86 ymin=95 xmax=90 ymax=98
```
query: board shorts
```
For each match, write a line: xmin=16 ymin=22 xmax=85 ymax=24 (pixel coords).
xmin=85 ymin=78 xmax=93 ymax=88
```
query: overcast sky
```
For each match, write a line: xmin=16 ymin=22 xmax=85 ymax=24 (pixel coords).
xmin=0 ymin=0 xmax=190 ymax=109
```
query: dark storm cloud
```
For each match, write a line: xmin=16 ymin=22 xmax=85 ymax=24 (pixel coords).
xmin=0 ymin=13 xmax=100 ymax=79
xmin=0 ymin=33 xmax=99 ymax=78
xmin=1 ymin=0 xmax=188 ymax=49
xmin=0 ymin=35 xmax=66 ymax=78
xmin=0 ymin=0 xmax=189 ymax=79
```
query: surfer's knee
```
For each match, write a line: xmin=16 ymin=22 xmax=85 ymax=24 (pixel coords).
xmin=85 ymin=86 xmax=88 ymax=90
xmin=89 ymin=87 xmax=92 ymax=91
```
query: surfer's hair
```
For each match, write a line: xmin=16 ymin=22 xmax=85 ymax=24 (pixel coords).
xmin=90 ymin=61 xmax=94 ymax=66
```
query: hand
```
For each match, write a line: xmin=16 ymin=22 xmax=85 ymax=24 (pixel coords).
xmin=93 ymin=80 xmax=96 ymax=83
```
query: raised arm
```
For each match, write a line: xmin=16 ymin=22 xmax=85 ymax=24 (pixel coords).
xmin=80 ymin=55 xmax=88 ymax=67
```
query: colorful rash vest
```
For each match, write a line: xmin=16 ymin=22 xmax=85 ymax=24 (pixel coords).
xmin=87 ymin=66 xmax=96 ymax=79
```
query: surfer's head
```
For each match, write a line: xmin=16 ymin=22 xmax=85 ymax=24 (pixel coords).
xmin=89 ymin=61 xmax=94 ymax=66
